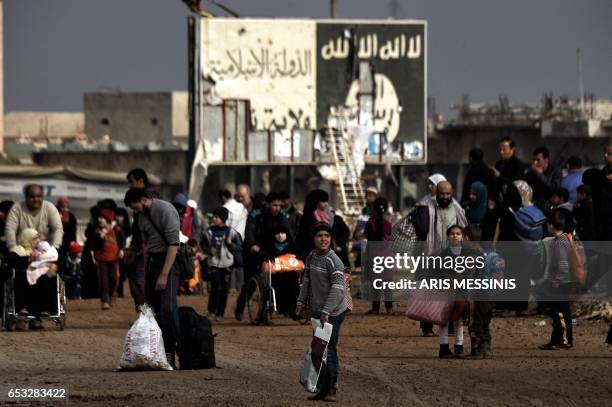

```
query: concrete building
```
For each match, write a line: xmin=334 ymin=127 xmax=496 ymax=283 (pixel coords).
xmin=4 ymin=112 xmax=84 ymax=142
xmin=84 ymin=91 xmax=188 ymax=144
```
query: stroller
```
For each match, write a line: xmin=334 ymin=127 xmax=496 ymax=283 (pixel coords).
xmin=2 ymin=263 xmax=66 ymax=331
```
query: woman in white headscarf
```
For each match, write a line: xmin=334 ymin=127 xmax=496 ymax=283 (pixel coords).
xmin=511 ymin=180 xmax=546 ymax=241
xmin=8 ymin=228 xmax=58 ymax=328
xmin=513 ymin=180 xmax=533 ymax=208
xmin=420 ymin=173 xmax=447 ymax=203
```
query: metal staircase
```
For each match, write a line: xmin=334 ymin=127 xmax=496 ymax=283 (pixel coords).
xmin=325 ymin=109 xmax=366 ymax=216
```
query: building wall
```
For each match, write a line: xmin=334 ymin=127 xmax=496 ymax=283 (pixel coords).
xmin=33 ymin=150 xmax=188 ymax=199
xmin=84 ymin=92 xmax=188 ymax=143
xmin=172 ymin=92 xmax=189 ymax=138
xmin=4 ymin=112 xmax=84 ymax=140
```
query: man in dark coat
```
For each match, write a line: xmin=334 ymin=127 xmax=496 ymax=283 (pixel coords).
xmin=523 ymin=146 xmax=562 ymax=212
xmin=494 ymin=136 xmax=526 ymax=185
xmin=235 ymin=192 xmax=291 ymax=320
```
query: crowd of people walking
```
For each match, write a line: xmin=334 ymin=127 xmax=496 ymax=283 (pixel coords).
xmin=1 ymin=138 xmax=611 ymax=401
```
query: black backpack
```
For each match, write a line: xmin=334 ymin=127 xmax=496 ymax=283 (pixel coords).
xmin=173 ymin=306 xmax=216 ymax=369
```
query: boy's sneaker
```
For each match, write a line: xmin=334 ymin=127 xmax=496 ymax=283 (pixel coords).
xmin=538 ymin=343 xmax=559 ymax=350
xmin=166 ymin=352 xmax=176 ymax=369
xmin=559 ymin=343 xmax=574 ymax=350
xmin=439 ymin=344 xmax=454 ymax=358
xmin=101 ymin=302 xmax=111 ymax=310
xmin=365 ymin=309 xmax=380 ymax=315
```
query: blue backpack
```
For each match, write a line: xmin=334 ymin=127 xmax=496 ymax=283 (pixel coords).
xmin=511 ymin=206 xmax=546 ymax=241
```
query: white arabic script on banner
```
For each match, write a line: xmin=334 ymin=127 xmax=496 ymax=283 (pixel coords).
xmin=202 ymin=19 xmax=317 ymax=131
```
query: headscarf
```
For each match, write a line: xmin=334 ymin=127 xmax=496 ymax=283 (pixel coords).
xmin=428 ymin=173 xmax=447 ymax=186
xmin=173 ymin=193 xmax=188 ymax=208
xmin=296 ymin=190 xmax=332 ymax=259
xmin=12 ymin=228 xmax=39 ymax=257
xmin=57 ymin=196 xmax=70 ymax=223
xmin=307 ymin=189 xmax=331 ymax=225
xmin=314 ymin=206 xmax=331 ymax=224
xmin=57 ymin=196 xmax=69 ymax=208
xmin=513 ymin=180 xmax=533 ymax=207
xmin=466 ymin=181 xmax=488 ymax=224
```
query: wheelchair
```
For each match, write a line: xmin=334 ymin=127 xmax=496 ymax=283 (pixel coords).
xmin=2 ymin=266 xmax=66 ymax=331
xmin=246 ymin=257 xmax=304 ymax=325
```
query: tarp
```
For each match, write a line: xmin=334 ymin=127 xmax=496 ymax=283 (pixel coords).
xmin=0 ymin=165 xmax=161 ymax=185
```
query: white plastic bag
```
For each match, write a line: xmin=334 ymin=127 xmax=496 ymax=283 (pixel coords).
xmin=117 ymin=304 xmax=173 ymax=371
xmin=299 ymin=318 xmax=333 ymax=392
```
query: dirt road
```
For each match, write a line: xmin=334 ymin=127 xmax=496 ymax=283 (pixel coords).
xmin=1 ymin=294 xmax=611 ymax=406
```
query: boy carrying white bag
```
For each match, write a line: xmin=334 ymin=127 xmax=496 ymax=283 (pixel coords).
xmin=117 ymin=304 xmax=173 ymax=371
xmin=300 ymin=318 xmax=333 ymax=392
xmin=296 ymin=222 xmax=349 ymax=402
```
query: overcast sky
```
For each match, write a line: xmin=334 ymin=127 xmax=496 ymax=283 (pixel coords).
xmin=4 ymin=0 xmax=612 ymax=116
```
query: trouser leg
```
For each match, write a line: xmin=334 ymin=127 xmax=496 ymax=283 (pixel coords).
xmin=216 ymin=268 xmax=230 ymax=316
xmin=128 ymin=256 xmax=145 ymax=311
xmin=549 ymin=302 xmax=564 ymax=345
xmin=559 ymin=301 xmax=573 ymax=345
xmin=145 ymin=255 xmax=179 ymax=354
xmin=326 ymin=312 xmax=346 ymax=380
xmin=97 ymin=262 xmax=110 ymax=303
xmin=208 ymin=267 xmax=221 ymax=314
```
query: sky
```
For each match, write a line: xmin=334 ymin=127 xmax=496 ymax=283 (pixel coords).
xmin=4 ymin=0 xmax=612 ymax=117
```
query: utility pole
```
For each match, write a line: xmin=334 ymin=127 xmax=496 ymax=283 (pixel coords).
xmin=0 ymin=0 xmax=4 ymax=153
xmin=389 ymin=0 xmax=399 ymax=18
xmin=577 ymin=48 xmax=586 ymax=119
xmin=330 ymin=0 xmax=337 ymax=18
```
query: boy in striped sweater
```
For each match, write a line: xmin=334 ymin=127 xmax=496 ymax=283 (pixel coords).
xmin=296 ymin=222 xmax=348 ymax=402
xmin=540 ymin=210 xmax=574 ymax=350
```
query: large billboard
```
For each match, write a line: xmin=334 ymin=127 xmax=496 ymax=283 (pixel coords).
xmin=197 ymin=18 xmax=426 ymax=163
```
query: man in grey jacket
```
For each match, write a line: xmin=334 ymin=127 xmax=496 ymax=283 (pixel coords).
xmin=296 ymin=222 xmax=347 ymax=402
xmin=124 ymin=188 xmax=180 ymax=368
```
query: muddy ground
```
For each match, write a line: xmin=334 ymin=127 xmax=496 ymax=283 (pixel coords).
xmin=1 ymin=292 xmax=611 ymax=406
